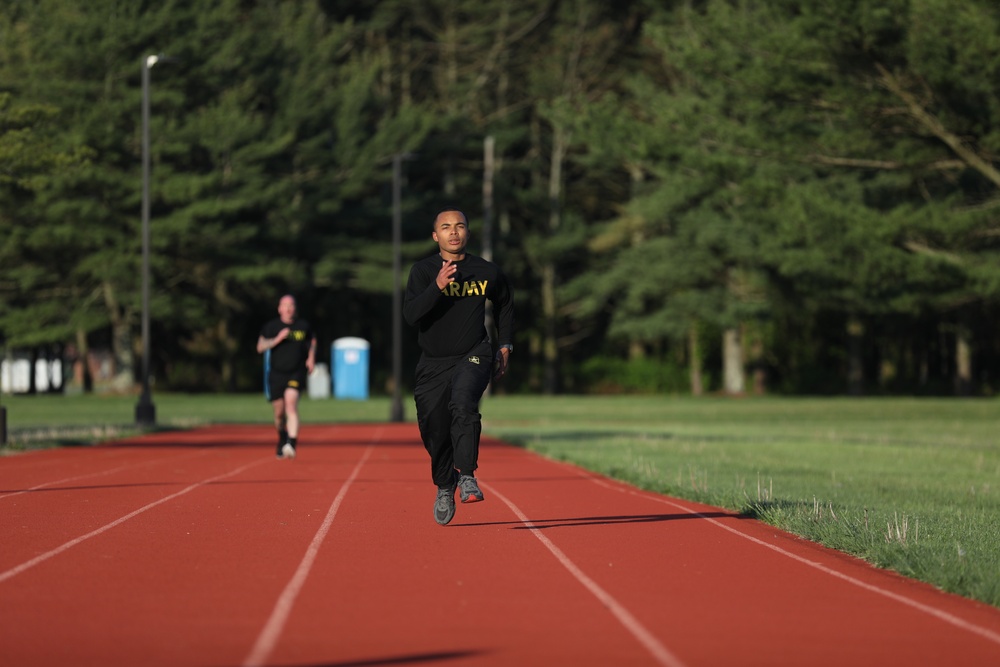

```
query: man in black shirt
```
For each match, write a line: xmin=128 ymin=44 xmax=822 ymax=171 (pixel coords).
xmin=403 ymin=208 xmax=514 ymax=525
xmin=257 ymin=294 xmax=317 ymax=459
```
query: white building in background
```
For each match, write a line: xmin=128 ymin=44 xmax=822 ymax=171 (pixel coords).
xmin=1 ymin=355 xmax=63 ymax=394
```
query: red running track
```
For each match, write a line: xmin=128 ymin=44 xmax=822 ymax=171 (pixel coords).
xmin=2 ymin=423 xmax=1000 ymax=666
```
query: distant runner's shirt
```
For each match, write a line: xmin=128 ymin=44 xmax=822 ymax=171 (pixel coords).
xmin=260 ymin=318 xmax=315 ymax=373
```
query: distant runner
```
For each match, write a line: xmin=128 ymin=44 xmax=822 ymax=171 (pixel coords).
xmin=257 ymin=294 xmax=316 ymax=459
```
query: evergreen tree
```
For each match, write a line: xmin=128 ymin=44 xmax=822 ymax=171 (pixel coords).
xmin=0 ymin=92 xmax=90 ymax=355
xmin=0 ymin=1 xmax=172 ymax=389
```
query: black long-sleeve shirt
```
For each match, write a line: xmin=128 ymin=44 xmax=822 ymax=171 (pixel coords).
xmin=403 ymin=253 xmax=514 ymax=358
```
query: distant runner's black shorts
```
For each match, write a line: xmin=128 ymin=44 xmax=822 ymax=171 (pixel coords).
xmin=266 ymin=368 xmax=307 ymax=402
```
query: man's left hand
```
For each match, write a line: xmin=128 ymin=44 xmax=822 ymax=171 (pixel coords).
xmin=493 ymin=347 xmax=510 ymax=380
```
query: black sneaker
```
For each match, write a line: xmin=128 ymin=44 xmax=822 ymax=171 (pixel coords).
xmin=434 ymin=482 xmax=457 ymax=525
xmin=458 ymin=475 xmax=484 ymax=503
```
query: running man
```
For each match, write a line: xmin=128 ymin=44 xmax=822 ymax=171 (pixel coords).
xmin=403 ymin=207 xmax=515 ymax=525
xmin=257 ymin=294 xmax=316 ymax=459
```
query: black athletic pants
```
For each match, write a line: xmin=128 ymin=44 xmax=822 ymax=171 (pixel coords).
xmin=413 ymin=340 xmax=494 ymax=488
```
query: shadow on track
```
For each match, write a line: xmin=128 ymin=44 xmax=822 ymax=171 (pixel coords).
xmin=263 ymin=649 xmax=485 ymax=666
xmin=458 ymin=510 xmax=748 ymax=529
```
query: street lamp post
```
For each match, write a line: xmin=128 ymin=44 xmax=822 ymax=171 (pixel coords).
xmin=135 ymin=54 xmax=162 ymax=427
xmin=0 ymin=382 xmax=6 ymax=446
xmin=390 ymin=154 xmax=405 ymax=422
xmin=390 ymin=152 xmax=415 ymax=423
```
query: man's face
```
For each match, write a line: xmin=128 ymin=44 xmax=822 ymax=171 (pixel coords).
xmin=278 ymin=296 xmax=296 ymax=322
xmin=432 ymin=211 xmax=469 ymax=258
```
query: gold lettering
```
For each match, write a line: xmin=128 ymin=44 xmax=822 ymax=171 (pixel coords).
xmin=440 ymin=280 xmax=490 ymax=297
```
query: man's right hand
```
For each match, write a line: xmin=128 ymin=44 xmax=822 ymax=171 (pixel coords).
xmin=436 ymin=259 xmax=457 ymax=290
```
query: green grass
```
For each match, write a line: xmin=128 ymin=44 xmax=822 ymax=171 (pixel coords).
xmin=481 ymin=395 xmax=1000 ymax=608
xmin=0 ymin=392 xmax=394 ymax=448
xmin=2 ymin=392 xmax=998 ymax=607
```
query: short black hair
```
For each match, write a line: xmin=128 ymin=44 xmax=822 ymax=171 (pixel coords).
xmin=433 ymin=207 xmax=467 ymax=228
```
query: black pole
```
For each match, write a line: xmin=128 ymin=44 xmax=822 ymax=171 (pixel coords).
xmin=482 ymin=136 xmax=495 ymax=397
xmin=135 ymin=55 xmax=157 ymax=427
xmin=1 ymin=349 xmax=6 ymax=444
xmin=390 ymin=153 xmax=405 ymax=422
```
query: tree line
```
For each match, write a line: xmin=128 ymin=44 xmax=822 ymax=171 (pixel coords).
xmin=1 ymin=0 xmax=998 ymax=397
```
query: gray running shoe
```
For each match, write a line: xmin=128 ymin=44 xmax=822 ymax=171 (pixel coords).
xmin=458 ymin=474 xmax=484 ymax=503
xmin=434 ymin=483 xmax=457 ymax=525
xmin=280 ymin=442 xmax=296 ymax=459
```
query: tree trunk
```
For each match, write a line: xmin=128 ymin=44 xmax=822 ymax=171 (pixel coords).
xmin=847 ymin=316 xmax=864 ymax=396
xmin=688 ymin=325 xmax=703 ymax=396
xmin=541 ymin=124 xmax=568 ymax=394
xmin=28 ymin=348 xmax=38 ymax=395
xmin=723 ymin=327 xmax=744 ymax=395
xmin=75 ymin=327 xmax=93 ymax=393
xmin=750 ymin=331 xmax=766 ymax=396
xmin=218 ymin=317 xmax=235 ymax=392
xmin=541 ymin=264 xmax=559 ymax=394
xmin=955 ymin=327 xmax=972 ymax=396
xmin=103 ymin=280 xmax=135 ymax=392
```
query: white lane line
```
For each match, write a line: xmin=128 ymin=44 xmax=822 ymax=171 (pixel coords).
xmin=484 ymin=482 xmax=688 ymax=667
xmin=0 ymin=449 xmax=214 ymax=501
xmin=243 ymin=442 xmax=376 ymax=667
xmin=0 ymin=456 xmax=269 ymax=584
xmin=584 ymin=473 xmax=1000 ymax=648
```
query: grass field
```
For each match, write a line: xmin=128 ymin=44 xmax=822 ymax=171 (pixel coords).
xmin=3 ymin=392 xmax=998 ymax=608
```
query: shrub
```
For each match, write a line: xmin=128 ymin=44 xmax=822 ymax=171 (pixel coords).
xmin=578 ymin=356 xmax=689 ymax=394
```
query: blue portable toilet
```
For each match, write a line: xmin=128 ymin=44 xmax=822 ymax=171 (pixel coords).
xmin=332 ymin=337 xmax=369 ymax=400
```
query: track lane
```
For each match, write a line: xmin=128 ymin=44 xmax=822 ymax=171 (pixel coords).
xmin=0 ymin=446 xmax=251 ymax=575
xmin=1 ymin=423 xmax=1000 ymax=666
xmin=267 ymin=432 xmax=664 ymax=666
xmin=473 ymin=443 xmax=1000 ymax=666
xmin=0 ymin=426 xmax=373 ymax=666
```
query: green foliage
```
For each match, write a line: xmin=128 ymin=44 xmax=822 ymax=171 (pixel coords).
xmin=0 ymin=94 xmax=80 ymax=189
xmin=578 ymin=355 xmax=690 ymax=394
xmin=2 ymin=0 xmax=1000 ymax=396
xmin=558 ymin=0 xmax=1000 ymax=394
xmin=0 ymin=88 xmax=92 ymax=348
